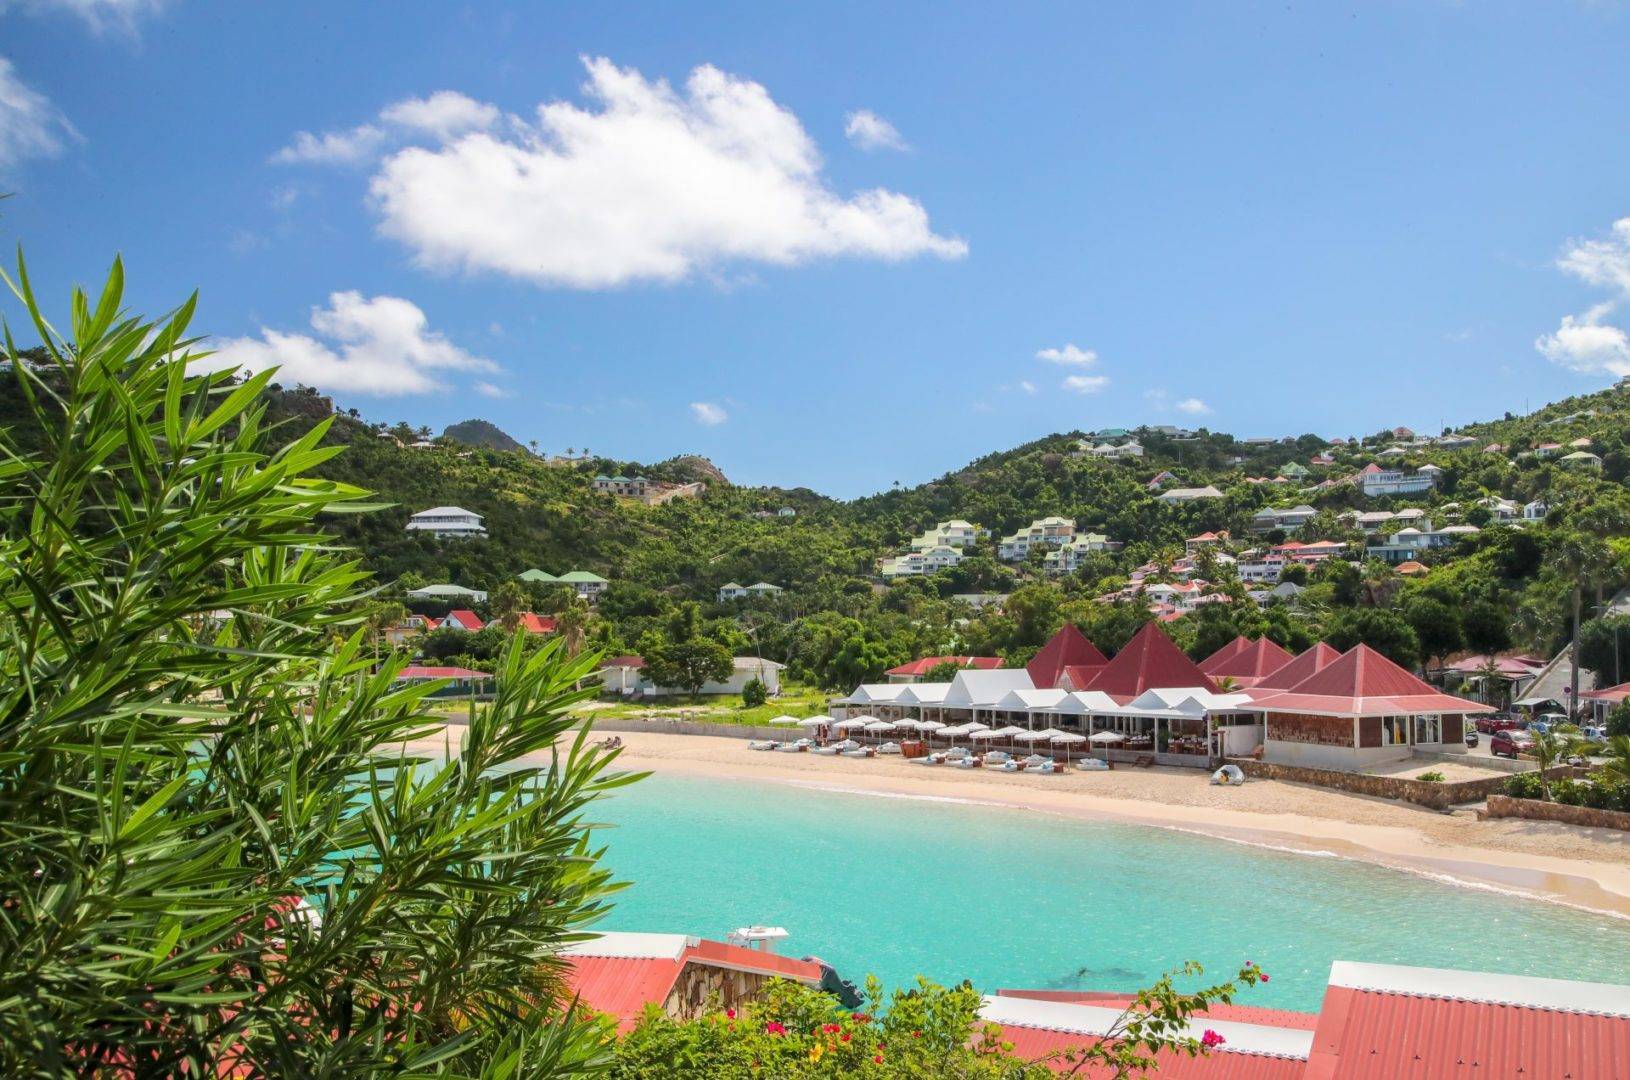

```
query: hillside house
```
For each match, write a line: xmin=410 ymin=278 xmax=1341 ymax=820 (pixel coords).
xmin=1357 ymin=463 xmax=1438 ymax=497
xmin=1366 ymin=523 xmax=1479 ymax=564
xmin=1560 ymin=450 xmax=1603 ymax=469
xmin=1144 ymin=470 xmax=1177 ymax=490
xmin=1155 ymin=485 xmax=1224 ymax=503
xmin=443 ymin=609 xmax=485 ymax=632
xmin=406 ymin=582 xmax=488 ymax=604
xmin=1042 ymin=533 xmax=1113 ymax=574
xmin=556 ymin=570 xmax=609 ymax=600
xmin=881 ymin=544 xmax=964 ymax=578
xmin=592 ymin=475 xmax=650 ymax=497
xmin=1249 ymin=505 xmax=1317 ymax=533
xmin=405 ymin=506 xmax=487 ymax=539
xmin=998 ymin=517 xmax=1076 ymax=561
xmin=718 ymin=581 xmax=784 ymax=601
xmin=909 ymin=519 xmax=986 ymax=550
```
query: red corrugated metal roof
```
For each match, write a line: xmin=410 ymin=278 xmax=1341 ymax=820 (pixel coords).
xmin=1085 ymin=623 xmax=1217 ymax=701
xmin=1200 ymin=637 xmax=1251 ymax=672
xmin=887 ymin=655 xmax=1004 ymax=677
xmin=518 ymin=612 xmax=557 ymax=634
xmin=565 ymin=955 xmax=685 ymax=1033
xmin=998 ymin=1026 xmax=1307 ymax=1078
xmin=1254 ymin=643 xmax=1343 ymax=690
xmin=1253 ymin=645 xmax=1492 ymax=717
xmin=1304 ymin=986 xmax=1630 ymax=1079
xmin=446 ymin=609 xmax=484 ymax=631
xmin=1204 ymin=637 xmax=1294 ymax=681
xmin=1027 ymin=626 xmax=1109 ymax=689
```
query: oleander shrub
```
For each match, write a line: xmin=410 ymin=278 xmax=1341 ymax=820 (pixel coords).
xmin=1505 ymin=772 xmax=1546 ymax=799
xmin=0 ymin=258 xmax=632 ymax=1075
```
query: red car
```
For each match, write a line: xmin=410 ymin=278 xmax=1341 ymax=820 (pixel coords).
xmin=1476 ymin=714 xmax=1525 ymax=734
xmin=1491 ymin=730 xmax=1534 ymax=759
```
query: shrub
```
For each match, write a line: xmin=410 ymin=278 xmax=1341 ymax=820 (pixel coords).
xmin=1609 ymin=700 xmax=1630 ymax=740
xmin=1417 ymin=770 xmax=1446 ymax=783
xmin=1505 ymin=772 xmax=1545 ymax=800
xmin=0 ymin=259 xmax=630 ymax=1074
xmin=742 ymin=676 xmax=769 ymax=709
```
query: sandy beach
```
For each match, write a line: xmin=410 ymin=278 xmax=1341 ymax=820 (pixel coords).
xmin=552 ymin=731 xmax=1630 ymax=919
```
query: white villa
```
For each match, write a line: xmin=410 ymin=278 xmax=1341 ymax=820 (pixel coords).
xmin=1250 ymin=505 xmax=1317 ymax=533
xmin=1155 ymin=486 xmax=1224 ymax=503
xmin=881 ymin=545 xmax=964 ymax=578
xmin=1075 ymin=439 xmax=1145 ymax=460
xmin=405 ymin=582 xmax=489 ymax=604
xmin=1366 ymin=522 xmax=1480 ymax=564
xmin=998 ymin=517 xmax=1076 ymax=561
xmin=1042 ymin=533 xmax=1113 ymax=574
xmin=592 ymin=475 xmax=651 ymax=497
xmin=1358 ymin=464 xmax=1438 ymax=497
xmin=718 ymin=581 xmax=785 ymax=601
xmin=405 ymin=506 xmax=487 ymax=539
xmin=910 ymin=520 xmax=987 ymax=550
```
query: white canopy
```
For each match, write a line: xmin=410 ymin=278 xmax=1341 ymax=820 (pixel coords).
xmin=863 ymin=720 xmax=896 ymax=733
xmin=768 ymin=715 xmax=802 ymax=726
xmin=797 ymin=716 xmax=831 ymax=728
xmin=1088 ymin=730 xmax=1126 ymax=744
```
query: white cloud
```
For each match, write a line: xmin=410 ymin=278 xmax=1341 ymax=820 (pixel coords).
xmin=1036 ymin=343 xmax=1098 ymax=366
xmin=0 ymin=57 xmax=78 ymax=168
xmin=6 ymin=0 xmax=164 ymax=33
xmin=365 ymin=57 xmax=965 ymax=288
xmin=1062 ymin=374 xmax=1109 ymax=394
xmin=208 ymin=291 xmax=497 ymax=396
xmin=1176 ymin=397 xmax=1211 ymax=415
xmin=379 ymin=91 xmax=499 ymax=141
xmin=844 ymin=109 xmax=907 ymax=152
xmin=1536 ymin=302 xmax=1630 ymax=377
xmin=1557 ymin=217 xmax=1630 ymax=295
xmin=689 ymin=401 xmax=728 ymax=426
xmin=272 ymin=124 xmax=386 ymax=166
xmin=1538 ymin=218 xmax=1630 ymax=378
xmin=473 ymin=380 xmax=507 ymax=398
xmin=1018 ymin=379 xmax=1037 ymax=395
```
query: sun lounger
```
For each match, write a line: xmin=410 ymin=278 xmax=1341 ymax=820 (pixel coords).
xmin=876 ymin=741 xmax=902 ymax=755
xmin=842 ymin=747 xmax=874 ymax=759
xmin=1075 ymin=757 xmax=1109 ymax=771
xmin=748 ymin=740 xmax=776 ymax=751
xmin=952 ymin=756 xmax=980 ymax=768
xmin=945 ymin=747 xmax=970 ymax=761
xmin=811 ymin=745 xmax=840 ymax=755
xmin=999 ymin=759 xmax=1021 ymax=772
xmin=1025 ymin=760 xmax=1057 ymax=775
xmin=775 ymin=739 xmax=811 ymax=753
xmin=982 ymin=751 xmax=1010 ymax=766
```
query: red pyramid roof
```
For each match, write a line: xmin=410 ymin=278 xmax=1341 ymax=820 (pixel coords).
xmin=1205 ymin=637 xmax=1294 ymax=683
xmin=1252 ymin=644 xmax=1492 ymax=717
xmin=1085 ymin=623 xmax=1217 ymax=702
xmin=1253 ymin=642 xmax=1342 ymax=690
xmin=1199 ymin=636 xmax=1251 ymax=674
xmin=1058 ymin=663 xmax=1107 ymax=691
xmin=1026 ymin=625 xmax=1108 ymax=689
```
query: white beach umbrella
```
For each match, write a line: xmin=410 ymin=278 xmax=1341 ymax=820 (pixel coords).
xmin=797 ymin=716 xmax=830 ymax=728
xmin=768 ymin=715 xmax=801 ymax=726
xmin=1050 ymin=730 xmax=1087 ymax=762
xmin=833 ymin=717 xmax=872 ymax=731
xmin=916 ymin=720 xmax=946 ymax=731
xmin=891 ymin=718 xmax=921 ymax=730
xmin=1088 ymin=730 xmax=1126 ymax=743
xmin=938 ymin=723 xmax=971 ymax=737
xmin=968 ymin=728 xmax=1004 ymax=741
xmin=863 ymin=719 xmax=896 ymax=733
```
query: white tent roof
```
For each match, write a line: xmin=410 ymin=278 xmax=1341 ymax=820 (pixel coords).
xmin=994 ymin=688 xmax=1070 ymax=711
xmin=1052 ymin=690 xmax=1124 ymax=714
xmin=898 ymin=682 xmax=953 ymax=705
xmin=942 ymin=669 xmax=1037 ymax=707
xmin=847 ymin=684 xmax=910 ymax=705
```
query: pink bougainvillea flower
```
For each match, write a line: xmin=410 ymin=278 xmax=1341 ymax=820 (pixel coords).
xmin=725 ymin=1008 xmax=736 ymax=1020
xmin=874 ymin=1054 xmax=884 ymax=1064
xmin=764 ymin=1021 xmax=787 ymax=1036
xmin=1260 ymin=974 xmax=1270 ymax=982
xmin=1201 ymin=1029 xmax=1226 ymax=1049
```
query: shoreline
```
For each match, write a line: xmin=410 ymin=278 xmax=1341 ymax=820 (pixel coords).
xmin=568 ymin=732 xmax=1630 ymax=920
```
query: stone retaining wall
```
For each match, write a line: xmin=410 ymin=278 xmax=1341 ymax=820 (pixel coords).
xmin=1483 ymin=794 xmax=1630 ymax=832
xmin=1228 ymin=758 xmax=1575 ymax=811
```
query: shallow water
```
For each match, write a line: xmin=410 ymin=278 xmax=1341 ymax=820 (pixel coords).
xmin=590 ymin=774 xmax=1630 ymax=1012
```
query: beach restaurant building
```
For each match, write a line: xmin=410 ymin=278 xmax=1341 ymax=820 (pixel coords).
xmin=834 ymin=625 xmax=1490 ymax=772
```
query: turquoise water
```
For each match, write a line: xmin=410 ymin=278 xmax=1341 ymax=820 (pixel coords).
xmin=591 ymin=775 xmax=1630 ymax=1013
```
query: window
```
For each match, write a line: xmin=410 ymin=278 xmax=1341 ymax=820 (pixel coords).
xmin=1414 ymin=714 xmax=1441 ymax=745
xmin=1380 ymin=716 xmax=1408 ymax=746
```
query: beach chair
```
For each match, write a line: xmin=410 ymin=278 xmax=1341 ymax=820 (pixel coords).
xmin=748 ymin=740 xmax=776 ymax=751
xmin=982 ymin=750 xmax=1011 ymax=766
xmin=1024 ymin=760 xmax=1057 ymax=775
xmin=952 ymin=756 xmax=979 ymax=769
xmin=842 ymin=747 xmax=874 ymax=759
xmin=876 ymin=741 xmax=902 ymax=755
xmin=1075 ymin=757 xmax=1109 ymax=771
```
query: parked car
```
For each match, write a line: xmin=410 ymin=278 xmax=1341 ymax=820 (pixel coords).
xmin=1491 ymin=730 xmax=1534 ymax=759
xmin=1476 ymin=713 xmax=1524 ymax=733
xmin=1530 ymin=712 xmax=1570 ymax=735
xmin=1580 ymin=724 xmax=1607 ymax=742
xmin=1463 ymin=728 xmax=1479 ymax=748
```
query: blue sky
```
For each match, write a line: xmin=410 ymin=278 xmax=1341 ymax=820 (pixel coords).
xmin=3 ymin=1 xmax=1630 ymax=496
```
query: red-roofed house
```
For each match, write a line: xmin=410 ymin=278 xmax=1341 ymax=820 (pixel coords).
xmin=1201 ymin=636 xmax=1251 ymax=671
xmin=1084 ymin=623 xmax=1218 ymax=704
xmin=562 ymin=931 xmax=831 ymax=1034
xmin=1303 ymin=961 xmax=1630 ymax=1079
xmin=391 ymin=665 xmax=493 ymax=696
xmin=1582 ymin=681 xmax=1630 ymax=724
xmin=1202 ymin=636 xmax=1294 ymax=688
xmin=1027 ymin=625 xmax=1108 ymax=690
xmin=444 ymin=609 xmax=485 ymax=632
xmin=1185 ymin=530 xmax=1229 ymax=554
xmin=887 ymin=655 xmax=1004 ymax=683
xmin=1253 ymin=645 xmax=1491 ymax=769
xmin=518 ymin=612 xmax=558 ymax=635
xmin=1249 ymin=643 xmax=1342 ymax=695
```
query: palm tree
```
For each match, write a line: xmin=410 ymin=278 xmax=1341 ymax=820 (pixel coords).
xmin=555 ymin=597 xmax=590 ymax=657
xmin=1598 ymin=734 xmax=1630 ymax=786
xmin=1547 ymin=531 xmax=1614 ymax=719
